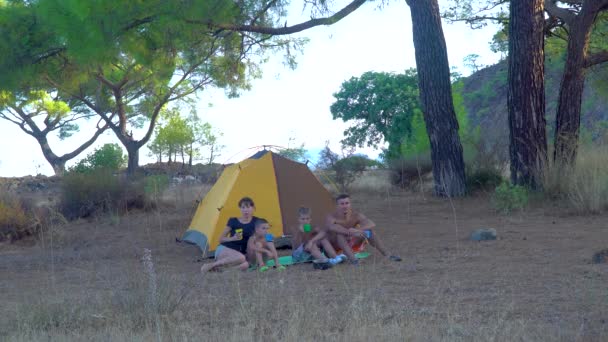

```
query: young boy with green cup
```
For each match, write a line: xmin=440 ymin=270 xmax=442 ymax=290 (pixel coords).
xmin=291 ymin=207 xmax=345 ymax=266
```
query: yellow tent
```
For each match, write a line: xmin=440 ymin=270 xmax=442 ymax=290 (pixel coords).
xmin=182 ymin=150 xmax=335 ymax=253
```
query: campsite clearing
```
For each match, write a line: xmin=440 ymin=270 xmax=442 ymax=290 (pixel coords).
xmin=1 ymin=189 xmax=607 ymax=340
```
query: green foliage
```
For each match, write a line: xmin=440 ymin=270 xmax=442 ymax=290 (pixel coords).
xmin=331 ymin=69 xmax=421 ymax=160
xmin=143 ymin=175 xmax=170 ymax=203
xmin=317 ymin=146 xmax=373 ymax=192
xmin=277 ymin=144 xmax=308 ymax=163
xmin=400 ymin=79 xmax=470 ymax=159
xmin=0 ymin=0 xmax=309 ymax=172
xmin=442 ymin=0 xmax=509 ymax=29
xmin=71 ymin=143 xmax=126 ymax=174
xmin=492 ymin=182 xmax=529 ymax=214
xmin=463 ymin=54 xmax=483 ymax=73
xmin=150 ymin=109 xmax=193 ymax=163
xmin=466 ymin=168 xmax=504 ymax=192
xmin=489 ymin=25 xmax=508 ymax=58
xmin=148 ymin=108 xmax=223 ymax=165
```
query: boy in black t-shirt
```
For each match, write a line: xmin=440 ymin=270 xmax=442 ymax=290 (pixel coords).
xmin=201 ymin=197 xmax=259 ymax=273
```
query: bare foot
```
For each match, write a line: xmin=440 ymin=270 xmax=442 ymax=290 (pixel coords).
xmin=200 ymin=263 xmax=215 ymax=273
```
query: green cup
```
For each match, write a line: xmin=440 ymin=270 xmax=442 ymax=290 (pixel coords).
xmin=303 ymin=223 xmax=312 ymax=233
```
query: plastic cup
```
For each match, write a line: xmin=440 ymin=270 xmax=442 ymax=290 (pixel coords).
xmin=235 ymin=228 xmax=243 ymax=240
xmin=303 ymin=224 xmax=312 ymax=233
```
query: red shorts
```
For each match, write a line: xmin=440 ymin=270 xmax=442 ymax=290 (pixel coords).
xmin=336 ymin=236 xmax=368 ymax=254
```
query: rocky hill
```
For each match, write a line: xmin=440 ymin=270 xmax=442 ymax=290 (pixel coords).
xmin=460 ymin=57 xmax=608 ymax=160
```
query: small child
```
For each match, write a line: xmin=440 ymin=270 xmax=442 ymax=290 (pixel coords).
xmin=292 ymin=207 xmax=345 ymax=266
xmin=247 ymin=219 xmax=286 ymax=272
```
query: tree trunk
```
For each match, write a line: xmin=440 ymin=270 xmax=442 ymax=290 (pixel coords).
xmin=51 ymin=161 xmax=67 ymax=176
xmin=125 ymin=142 xmax=140 ymax=176
xmin=553 ymin=5 xmax=600 ymax=166
xmin=507 ymin=0 xmax=547 ymax=188
xmin=405 ymin=0 xmax=466 ymax=197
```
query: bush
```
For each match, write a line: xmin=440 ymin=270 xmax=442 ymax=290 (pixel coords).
xmin=466 ymin=168 xmax=504 ymax=192
xmin=492 ymin=182 xmax=529 ymax=214
xmin=317 ymin=147 xmax=374 ymax=192
xmin=0 ymin=195 xmax=30 ymax=242
xmin=71 ymin=143 xmax=126 ymax=174
xmin=388 ymin=154 xmax=432 ymax=189
xmin=61 ymin=170 xmax=127 ymax=219
xmin=143 ymin=175 xmax=170 ymax=204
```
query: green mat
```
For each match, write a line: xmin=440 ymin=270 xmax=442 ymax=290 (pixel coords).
xmin=264 ymin=252 xmax=370 ymax=267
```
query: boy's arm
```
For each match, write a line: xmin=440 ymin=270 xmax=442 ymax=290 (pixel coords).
xmin=248 ymin=238 xmax=272 ymax=254
xmin=247 ymin=237 xmax=264 ymax=253
xmin=291 ymin=229 xmax=302 ymax=248
xmin=309 ymin=229 xmax=326 ymax=244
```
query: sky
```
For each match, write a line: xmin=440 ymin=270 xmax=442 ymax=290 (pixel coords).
xmin=0 ymin=0 xmax=500 ymax=177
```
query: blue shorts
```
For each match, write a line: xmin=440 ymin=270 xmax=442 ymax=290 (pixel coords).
xmin=215 ymin=244 xmax=232 ymax=258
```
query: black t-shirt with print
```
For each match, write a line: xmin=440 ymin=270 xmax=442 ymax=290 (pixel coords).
xmin=220 ymin=216 xmax=259 ymax=254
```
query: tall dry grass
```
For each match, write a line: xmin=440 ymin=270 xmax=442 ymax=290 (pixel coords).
xmin=541 ymin=145 xmax=608 ymax=214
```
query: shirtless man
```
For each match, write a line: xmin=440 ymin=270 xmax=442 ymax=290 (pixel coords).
xmin=325 ymin=194 xmax=402 ymax=264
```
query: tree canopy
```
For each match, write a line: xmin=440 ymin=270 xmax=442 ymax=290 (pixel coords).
xmin=330 ymin=70 xmax=421 ymax=160
xmin=0 ymin=0 xmax=368 ymax=175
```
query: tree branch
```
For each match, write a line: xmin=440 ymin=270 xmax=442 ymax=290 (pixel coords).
xmin=57 ymin=122 xmax=110 ymax=162
xmin=545 ymin=0 xmax=577 ymax=25
xmin=585 ymin=50 xmax=608 ymax=67
xmin=191 ymin=0 xmax=368 ymax=35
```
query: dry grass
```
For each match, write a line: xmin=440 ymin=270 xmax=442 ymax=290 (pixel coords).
xmin=541 ymin=145 xmax=608 ymax=214
xmin=3 ymin=160 xmax=608 ymax=341
xmin=349 ymin=170 xmax=394 ymax=196
xmin=5 ymin=261 xmax=603 ymax=341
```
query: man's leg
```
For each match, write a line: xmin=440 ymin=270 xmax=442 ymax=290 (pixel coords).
xmin=336 ymin=234 xmax=357 ymax=263
xmin=368 ymin=230 xmax=401 ymax=261
xmin=368 ymin=231 xmax=388 ymax=256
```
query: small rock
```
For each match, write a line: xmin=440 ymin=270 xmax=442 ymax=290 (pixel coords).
xmin=592 ymin=249 xmax=608 ymax=264
xmin=470 ymin=228 xmax=497 ymax=241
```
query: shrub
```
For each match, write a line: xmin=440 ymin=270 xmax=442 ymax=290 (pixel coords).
xmin=492 ymin=182 xmax=529 ymax=214
xmin=388 ymin=154 xmax=432 ymax=189
xmin=143 ymin=175 xmax=170 ymax=204
xmin=0 ymin=196 xmax=30 ymax=242
xmin=60 ymin=170 xmax=127 ymax=219
xmin=317 ymin=147 xmax=373 ymax=192
xmin=71 ymin=143 xmax=126 ymax=174
xmin=466 ymin=168 xmax=504 ymax=192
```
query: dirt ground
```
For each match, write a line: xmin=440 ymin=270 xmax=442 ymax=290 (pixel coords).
xmin=1 ymin=188 xmax=607 ymax=340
